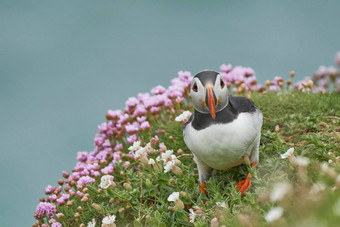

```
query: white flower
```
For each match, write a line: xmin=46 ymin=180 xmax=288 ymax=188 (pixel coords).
xmin=216 ymin=202 xmax=227 ymax=208
xmin=164 ymin=160 xmax=175 ymax=173
xmin=145 ymin=142 xmax=153 ymax=153
xmin=280 ymin=148 xmax=294 ymax=159
xmin=270 ymin=182 xmax=292 ymax=202
xmin=135 ymin=147 xmax=146 ymax=158
xmin=296 ymin=156 xmax=310 ymax=167
xmin=128 ymin=141 xmax=141 ymax=152
xmin=102 ymin=214 xmax=116 ymax=225
xmin=161 ymin=150 xmax=174 ymax=161
xmin=167 ymin=192 xmax=179 ymax=202
xmin=87 ymin=219 xmax=96 ymax=227
xmin=310 ymin=183 xmax=326 ymax=194
xmin=188 ymin=208 xmax=196 ymax=223
xmin=265 ymin=207 xmax=284 ymax=223
xmin=99 ymin=175 xmax=113 ymax=189
xmin=148 ymin=158 xmax=155 ymax=165
xmin=175 ymin=111 xmax=191 ymax=122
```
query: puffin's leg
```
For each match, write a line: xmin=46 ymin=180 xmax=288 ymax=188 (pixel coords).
xmin=236 ymin=135 xmax=260 ymax=196
xmin=194 ymin=155 xmax=213 ymax=196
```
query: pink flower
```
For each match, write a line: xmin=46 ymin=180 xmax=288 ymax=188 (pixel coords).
xmin=335 ymin=51 xmax=340 ymax=66
xmin=77 ymin=176 xmax=96 ymax=188
xmin=126 ymin=97 xmax=139 ymax=108
xmin=114 ymin=143 xmax=123 ymax=151
xmin=101 ymin=164 xmax=115 ymax=175
xmin=151 ymin=85 xmax=166 ymax=95
xmin=137 ymin=116 xmax=147 ymax=123
xmin=150 ymin=106 xmax=159 ymax=114
xmin=133 ymin=105 xmax=147 ymax=117
xmin=140 ymin=121 xmax=151 ymax=130
xmin=220 ymin=64 xmax=232 ymax=73
xmin=125 ymin=124 xmax=139 ymax=134
xmin=76 ymin=151 xmax=88 ymax=162
xmin=97 ymin=122 xmax=108 ymax=133
xmin=45 ymin=185 xmax=54 ymax=194
xmin=51 ymin=222 xmax=62 ymax=227
xmin=106 ymin=109 xmax=122 ymax=120
xmin=48 ymin=195 xmax=57 ymax=202
xmin=127 ymin=134 xmax=137 ymax=144
xmin=34 ymin=202 xmax=56 ymax=219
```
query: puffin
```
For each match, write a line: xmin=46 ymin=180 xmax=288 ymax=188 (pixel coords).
xmin=183 ymin=71 xmax=263 ymax=196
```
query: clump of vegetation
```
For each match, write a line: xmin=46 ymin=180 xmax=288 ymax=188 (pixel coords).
xmin=33 ymin=54 xmax=340 ymax=227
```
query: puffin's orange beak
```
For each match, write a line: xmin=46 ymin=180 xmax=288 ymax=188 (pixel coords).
xmin=207 ymin=86 xmax=216 ymax=119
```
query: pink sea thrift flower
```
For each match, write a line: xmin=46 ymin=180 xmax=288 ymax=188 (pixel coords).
xmin=125 ymin=124 xmax=139 ymax=134
xmin=34 ymin=202 xmax=56 ymax=219
xmin=335 ymin=51 xmax=340 ymax=66
xmin=137 ymin=116 xmax=147 ymax=123
xmin=126 ymin=97 xmax=139 ymax=108
xmin=76 ymin=151 xmax=88 ymax=162
xmin=106 ymin=109 xmax=122 ymax=120
xmin=45 ymin=185 xmax=54 ymax=194
xmin=140 ymin=121 xmax=151 ymax=130
xmin=77 ymin=176 xmax=96 ymax=188
xmin=127 ymin=134 xmax=137 ymax=144
xmin=151 ymin=85 xmax=166 ymax=95
xmin=51 ymin=222 xmax=62 ymax=227
xmin=220 ymin=64 xmax=232 ymax=73
xmin=114 ymin=143 xmax=123 ymax=151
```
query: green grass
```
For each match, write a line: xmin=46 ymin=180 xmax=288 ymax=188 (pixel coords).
xmin=36 ymin=91 xmax=340 ymax=227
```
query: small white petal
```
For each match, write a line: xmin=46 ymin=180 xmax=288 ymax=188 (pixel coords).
xmin=216 ymin=202 xmax=227 ymax=208
xmin=164 ymin=161 xmax=174 ymax=173
xmin=188 ymin=208 xmax=196 ymax=223
xmin=148 ymin=158 xmax=155 ymax=165
xmin=167 ymin=192 xmax=180 ymax=202
xmin=296 ymin=156 xmax=310 ymax=167
xmin=102 ymin=214 xmax=116 ymax=224
xmin=128 ymin=141 xmax=141 ymax=152
xmin=280 ymin=148 xmax=294 ymax=159
xmin=270 ymin=182 xmax=292 ymax=202
xmin=265 ymin=207 xmax=284 ymax=222
xmin=175 ymin=111 xmax=192 ymax=122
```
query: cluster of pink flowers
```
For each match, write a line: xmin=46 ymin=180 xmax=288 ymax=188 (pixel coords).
xmin=34 ymin=71 xmax=193 ymax=222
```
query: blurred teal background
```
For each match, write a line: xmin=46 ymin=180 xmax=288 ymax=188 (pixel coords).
xmin=0 ymin=0 xmax=339 ymax=225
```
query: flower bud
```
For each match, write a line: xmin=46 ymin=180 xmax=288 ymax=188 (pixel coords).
xmin=177 ymin=149 xmax=184 ymax=155
xmin=65 ymin=200 xmax=72 ymax=207
xmin=123 ymin=183 xmax=132 ymax=191
xmin=58 ymin=179 xmax=64 ymax=186
xmin=145 ymin=179 xmax=152 ymax=188
xmin=77 ymin=206 xmax=82 ymax=212
xmin=118 ymin=208 xmax=125 ymax=213
xmin=175 ymin=199 xmax=184 ymax=209
xmin=74 ymin=212 xmax=80 ymax=218
xmin=211 ymin=217 xmax=219 ymax=227
xmin=180 ymin=191 xmax=187 ymax=197
xmin=168 ymin=206 xmax=174 ymax=211
xmin=171 ymin=165 xmax=183 ymax=175
xmin=92 ymin=203 xmax=101 ymax=211
xmin=289 ymin=71 xmax=295 ymax=78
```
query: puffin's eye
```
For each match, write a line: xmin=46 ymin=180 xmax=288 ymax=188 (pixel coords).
xmin=192 ymin=83 xmax=198 ymax=92
xmin=220 ymin=79 xmax=225 ymax=88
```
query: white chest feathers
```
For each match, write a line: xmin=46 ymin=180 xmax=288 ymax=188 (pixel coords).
xmin=184 ymin=110 xmax=262 ymax=170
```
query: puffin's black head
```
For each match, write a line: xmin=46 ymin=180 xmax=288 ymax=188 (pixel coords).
xmin=190 ymin=71 xmax=229 ymax=119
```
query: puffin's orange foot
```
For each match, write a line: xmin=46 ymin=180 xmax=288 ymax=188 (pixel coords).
xmin=235 ymin=173 xmax=252 ymax=196
xmin=200 ymin=183 xmax=208 ymax=196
